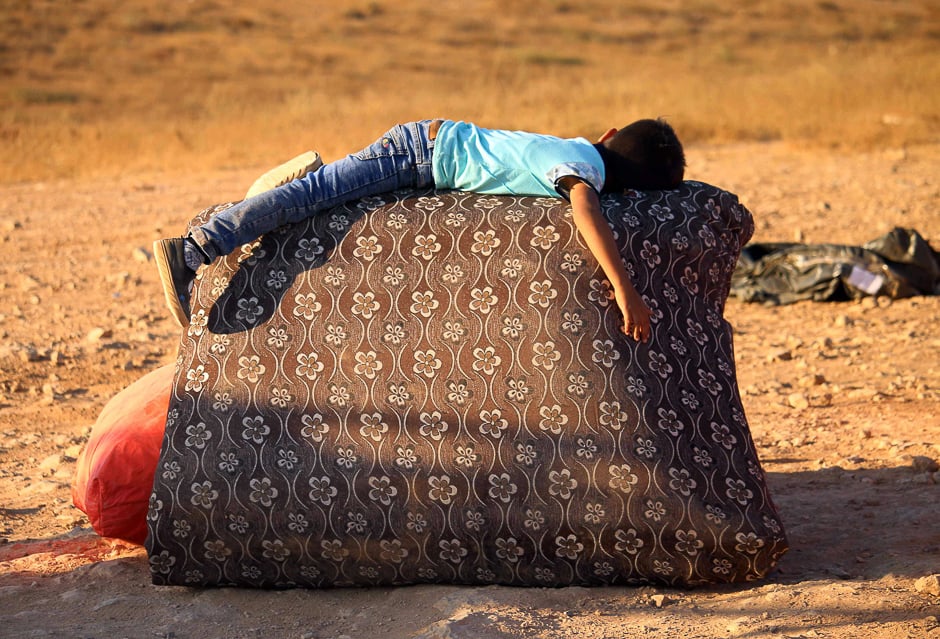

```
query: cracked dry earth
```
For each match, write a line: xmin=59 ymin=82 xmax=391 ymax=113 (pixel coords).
xmin=1 ymin=142 xmax=938 ymax=638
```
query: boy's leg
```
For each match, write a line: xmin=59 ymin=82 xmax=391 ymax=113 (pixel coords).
xmin=189 ymin=121 xmax=437 ymax=261
xmin=154 ymin=120 xmax=437 ymax=327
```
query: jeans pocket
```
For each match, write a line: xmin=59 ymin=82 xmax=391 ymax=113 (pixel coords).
xmin=355 ymin=126 xmax=409 ymax=160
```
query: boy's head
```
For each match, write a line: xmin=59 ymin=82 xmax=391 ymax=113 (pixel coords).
xmin=596 ymin=118 xmax=685 ymax=192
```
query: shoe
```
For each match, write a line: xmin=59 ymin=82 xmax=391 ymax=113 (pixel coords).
xmin=153 ymin=237 xmax=196 ymax=328
xmin=244 ymin=151 xmax=322 ymax=199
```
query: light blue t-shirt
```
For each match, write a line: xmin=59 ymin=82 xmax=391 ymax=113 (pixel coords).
xmin=431 ymin=120 xmax=605 ymax=198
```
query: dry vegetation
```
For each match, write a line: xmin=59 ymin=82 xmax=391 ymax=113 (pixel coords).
xmin=1 ymin=0 xmax=938 ymax=183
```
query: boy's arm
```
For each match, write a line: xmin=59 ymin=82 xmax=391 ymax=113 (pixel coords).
xmin=565 ymin=179 xmax=652 ymax=342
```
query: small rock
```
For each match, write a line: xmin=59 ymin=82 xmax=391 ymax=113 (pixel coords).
xmin=650 ymin=594 xmax=669 ymax=608
xmin=798 ymin=373 xmax=826 ymax=387
xmin=38 ymin=454 xmax=61 ymax=473
xmin=86 ymin=327 xmax=113 ymax=342
xmin=132 ymin=247 xmax=152 ymax=263
xmin=834 ymin=314 xmax=853 ymax=327
xmin=914 ymin=574 xmax=940 ymax=597
xmin=768 ymin=349 xmax=793 ymax=362
xmin=911 ymin=456 xmax=939 ymax=473
xmin=787 ymin=392 xmax=810 ymax=410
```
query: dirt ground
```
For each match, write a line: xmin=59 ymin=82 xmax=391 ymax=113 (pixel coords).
xmin=0 ymin=142 xmax=938 ymax=638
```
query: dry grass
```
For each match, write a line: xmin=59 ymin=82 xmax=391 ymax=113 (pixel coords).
xmin=1 ymin=0 xmax=938 ymax=183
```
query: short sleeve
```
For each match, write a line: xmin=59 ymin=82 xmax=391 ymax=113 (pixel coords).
xmin=547 ymin=162 xmax=604 ymax=198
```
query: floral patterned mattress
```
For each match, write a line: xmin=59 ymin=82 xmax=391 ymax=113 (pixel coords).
xmin=146 ymin=183 xmax=788 ymax=588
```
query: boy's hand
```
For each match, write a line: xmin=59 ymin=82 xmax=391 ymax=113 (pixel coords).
xmin=615 ymin=284 xmax=652 ymax=343
xmin=566 ymin=179 xmax=652 ymax=343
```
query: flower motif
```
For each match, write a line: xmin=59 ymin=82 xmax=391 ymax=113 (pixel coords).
xmin=614 ymin=528 xmax=644 ymax=554
xmin=383 ymin=264 xmax=406 ymax=286
xmin=185 ymin=364 xmax=209 ymax=392
xmin=249 ymin=477 xmax=278 ymax=507
xmin=725 ymin=478 xmax=754 ymax=505
xmin=413 ymin=349 xmax=442 ymax=377
xmin=295 ymin=351 xmax=324 ymax=380
xmin=439 ymin=539 xmax=468 ymax=564
xmin=524 ymin=508 xmax=545 ymax=530
xmin=351 ymin=291 xmax=380 ymax=319
xmin=446 ymin=379 xmax=471 ymax=405
xmin=472 ymin=346 xmax=502 ymax=375
xmin=320 ymin=539 xmax=348 ymax=562
xmin=184 ymin=422 xmax=211 ymax=449
xmin=609 ymin=464 xmax=639 ymax=493
xmin=505 ymin=377 xmax=530 ymax=403
xmin=288 ymin=512 xmax=309 ymax=533
xmin=203 ymin=539 xmax=231 ymax=562
xmin=380 ymin=539 xmax=408 ymax=563
xmin=324 ymin=265 xmax=345 ymax=287
xmin=669 ymin=467 xmax=697 ymax=496
xmin=188 ymin=309 xmax=208 ymax=337
xmin=530 ymin=225 xmax=559 ymax=250
xmin=711 ymin=422 xmax=737 ymax=449
xmin=359 ymin=412 xmax=388 ymax=441
xmin=329 ymin=384 xmax=350 ymax=407
xmin=640 ymin=239 xmax=661 ymax=268
xmin=353 ymin=235 xmax=383 ymax=261
xmin=555 ymin=534 xmax=584 ymax=560
xmin=548 ymin=468 xmax=577 ymax=499
xmin=442 ymin=263 xmax=464 ymax=283
xmin=479 ymin=408 xmax=508 ymax=438
xmin=270 ymin=387 xmax=292 ymax=409
xmin=532 ymin=341 xmax=560 ymax=370
xmin=496 ymin=537 xmax=524 ymax=562
xmin=292 ymin=292 xmax=323 ymax=321
xmin=588 ymin=279 xmax=613 ymax=307
xmin=335 ymin=446 xmax=357 ymax=469
xmin=190 ymin=481 xmax=218 ymax=509
xmin=266 ymin=325 xmax=291 ymax=349
xmin=528 ymin=280 xmax=557 ymax=307
xmin=469 ymin=286 xmax=497 ymax=314
xmin=354 ymin=350 xmax=383 ymax=379
xmin=471 ymin=229 xmax=500 ymax=255
xmin=407 ymin=512 xmax=428 ymax=533
xmin=675 ymin=529 xmax=704 ymax=556
xmin=241 ymin=415 xmax=270 ymax=444
xmin=455 ymin=445 xmax=478 ymax=466
xmin=648 ymin=351 xmax=673 ymax=378
xmin=395 ymin=445 xmax=419 ymax=470
xmin=368 ymin=475 xmax=397 ymax=505
xmin=410 ymin=290 xmax=439 ymax=317
xmin=308 ymin=476 xmax=338 ymax=505
xmin=734 ymin=532 xmax=765 ymax=555
xmin=419 ymin=411 xmax=448 ymax=440
xmin=576 ymin=437 xmax=597 ymax=460
xmin=566 ymin=371 xmax=590 ymax=396
xmin=412 ymin=234 xmax=441 ymax=260
xmin=295 ymin=237 xmax=324 ymax=261
xmin=150 ymin=551 xmax=176 ymax=575
xmin=561 ymin=310 xmax=583 ymax=333
xmin=584 ymin=502 xmax=605 ymax=524
xmin=644 ymin=499 xmax=666 ymax=522
xmin=592 ymin=339 xmax=620 ymax=368
xmin=657 ymin=407 xmax=684 ymax=437
xmin=262 ymin=539 xmax=289 ymax=562
xmin=539 ymin=404 xmax=568 ymax=434
xmin=698 ymin=370 xmax=723 ymax=396
xmin=561 ymin=251 xmax=583 ymax=272
xmin=266 ymin=268 xmax=288 ymax=290
xmin=237 ymin=355 xmax=266 ymax=384
xmin=325 ymin=323 xmax=348 ymax=346
xmin=501 ymin=315 xmax=524 ymax=339
xmin=599 ymin=401 xmax=628 ymax=431
xmin=218 ymin=452 xmax=238 ymax=474
xmin=236 ymin=296 xmax=264 ymax=324
xmin=428 ymin=475 xmax=458 ymax=504
xmin=300 ymin=413 xmax=329 ymax=442
xmin=488 ymin=473 xmax=518 ymax=502
xmin=501 ymin=257 xmax=523 ymax=278
xmin=387 ymin=382 xmax=411 ymax=407
xmin=443 ymin=319 xmax=466 ymax=342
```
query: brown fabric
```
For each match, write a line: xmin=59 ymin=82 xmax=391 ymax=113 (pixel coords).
xmin=146 ymin=183 xmax=787 ymax=588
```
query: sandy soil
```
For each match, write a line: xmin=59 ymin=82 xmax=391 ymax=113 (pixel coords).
xmin=0 ymin=143 xmax=938 ymax=638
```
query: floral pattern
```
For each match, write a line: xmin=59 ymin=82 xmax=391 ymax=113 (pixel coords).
xmin=147 ymin=183 xmax=787 ymax=589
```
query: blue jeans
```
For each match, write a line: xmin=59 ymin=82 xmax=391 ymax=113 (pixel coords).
xmin=190 ymin=120 xmax=438 ymax=260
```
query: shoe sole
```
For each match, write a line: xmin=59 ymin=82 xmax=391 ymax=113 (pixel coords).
xmin=153 ymin=240 xmax=191 ymax=329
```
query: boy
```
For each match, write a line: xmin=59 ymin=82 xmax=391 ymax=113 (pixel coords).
xmin=154 ymin=118 xmax=685 ymax=342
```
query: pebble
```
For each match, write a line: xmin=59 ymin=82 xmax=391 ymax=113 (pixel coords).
xmin=132 ymin=246 xmax=152 ymax=263
xmin=914 ymin=574 xmax=940 ymax=597
xmin=86 ymin=327 xmax=113 ymax=342
xmin=911 ymin=456 xmax=939 ymax=473
xmin=650 ymin=594 xmax=669 ymax=608
xmin=788 ymin=392 xmax=810 ymax=410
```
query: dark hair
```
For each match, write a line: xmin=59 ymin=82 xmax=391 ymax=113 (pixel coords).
xmin=595 ymin=118 xmax=685 ymax=192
